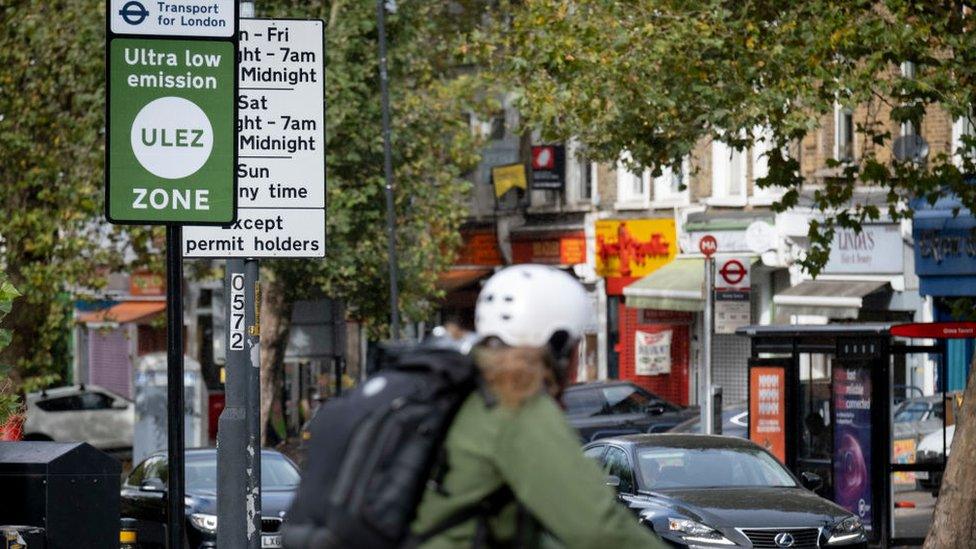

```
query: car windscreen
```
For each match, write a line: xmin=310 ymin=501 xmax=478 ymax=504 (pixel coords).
xmin=185 ymin=455 xmax=300 ymax=492
xmin=636 ymin=447 xmax=797 ymax=489
xmin=669 ymin=410 xmax=748 ymax=438
xmin=893 ymin=401 xmax=930 ymax=422
xmin=564 ymin=385 xmax=667 ymax=417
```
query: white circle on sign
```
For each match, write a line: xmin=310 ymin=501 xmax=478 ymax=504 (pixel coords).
xmin=130 ymin=96 xmax=213 ymax=179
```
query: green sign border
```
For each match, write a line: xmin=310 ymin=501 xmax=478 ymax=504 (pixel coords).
xmin=105 ymin=6 xmax=239 ymax=226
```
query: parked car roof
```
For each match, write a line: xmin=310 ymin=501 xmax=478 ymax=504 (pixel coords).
xmin=26 ymin=384 xmax=129 ymax=400
xmin=588 ymin=433 xmax=759 ymax=450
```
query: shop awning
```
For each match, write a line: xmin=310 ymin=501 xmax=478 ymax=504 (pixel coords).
xmin=77 ymin=300 xmax=166 ymax=324
xmin=623 ymin=258 xmax=704 ymax=311
xmin=436 ymin=268 xmax=493 ymax=293
xmin=773 ymin=280 xmax=889 ymax=319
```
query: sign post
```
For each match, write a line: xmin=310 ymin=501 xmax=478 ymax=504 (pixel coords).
xmin=105 ymin=3 xmax=238 ymax=548
xmin=699 ymin=235 xmax=717 ymax=434
xmin=715 ymin=257 xmax=752 ymax=334
xmin=179 ymin=14 xmax=322 ymax=549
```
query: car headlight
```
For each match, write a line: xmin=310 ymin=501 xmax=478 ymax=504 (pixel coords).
xmin=667 ymin=517 xmax=735 ymax=546
xmin=827 ymin=516 xmax=865 ymax=544
xmin=190 ymin=513 xmax=218 ymax=534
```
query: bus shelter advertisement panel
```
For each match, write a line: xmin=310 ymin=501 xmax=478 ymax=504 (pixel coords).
xmin=749 ymin=366 xmax=786 ymax=463
xmin=832 ymin=365 xmax=873 ymax=531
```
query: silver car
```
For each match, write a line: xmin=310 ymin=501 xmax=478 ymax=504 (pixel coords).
xmin=22 ymin=384 xmax=134 ymax=453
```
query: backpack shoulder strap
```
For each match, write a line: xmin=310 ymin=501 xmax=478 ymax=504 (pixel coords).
xmin=406 ymin=485 xmax=514 ymax=547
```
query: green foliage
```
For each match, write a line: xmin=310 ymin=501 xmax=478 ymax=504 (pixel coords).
xmin=481 ymin=0 xmax=976 ymax=275
xmin=262 ymin=1 xmax=491 ymax=336
xmin=0 ymin=1 xmax=113 ymax=385
xmin=0 ymin=277 xmax=21 ymax=424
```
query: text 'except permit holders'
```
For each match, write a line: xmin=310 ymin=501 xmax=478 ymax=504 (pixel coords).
xmin=182 ymin=209 xmax=325 ymax=258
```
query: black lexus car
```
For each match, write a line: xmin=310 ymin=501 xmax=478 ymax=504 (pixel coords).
xmin=564 ymin=381 xmax=697 ymax=442
xmin=583 ymin=434 xmax=867 ymax=548
xmin=120 ymin=448 xmax=300 ymax=548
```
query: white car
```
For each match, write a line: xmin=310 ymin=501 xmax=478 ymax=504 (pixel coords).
xmin=915 ymin=425 xmax=955 ymax=495
xmin=23 ymin=384 xmax=135 ymax=453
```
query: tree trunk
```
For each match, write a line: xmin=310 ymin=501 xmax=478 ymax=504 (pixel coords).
xmin=924 ymin=355 xmax=976 ymax=547
xmin=259 ymin=274 xmax=291 ymax=446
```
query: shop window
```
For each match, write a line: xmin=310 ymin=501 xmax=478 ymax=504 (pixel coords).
xmin=710 ymin=140 xmax=747 ymax=205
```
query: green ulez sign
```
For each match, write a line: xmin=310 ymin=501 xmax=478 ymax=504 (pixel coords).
xmin=108 ymin=38 xmax=235 ymax=224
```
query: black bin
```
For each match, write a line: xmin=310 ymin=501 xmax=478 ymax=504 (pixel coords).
xmin=0 ymin=442 xmax=120 ymax=549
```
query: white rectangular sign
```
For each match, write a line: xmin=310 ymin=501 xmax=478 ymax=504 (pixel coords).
xmin=184 ymin=19 xmax=325 ymax=258
xmin=823 ymin=224 xmax=904 ymax=274
xmin=635 ymin=329 xmax=672 ymax=376
xmin=110 ymin=0 xmax=236 ymax=37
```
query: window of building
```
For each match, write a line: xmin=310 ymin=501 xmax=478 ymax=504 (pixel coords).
xmin=834 ymin=105 xmax=855 ymax=162
xmin=710 ymin=140 xmax=747 ymax=205
xmin=651 ymin=158 xmax=689 ymax=207
xmin=952 ymin=112 xmax=975 ymax=166
xmin=564 ymin=141 xmax=595 ymax=207
xmin=750 ymin=126 xmax=785 ymax=205
xmin=616 ymin=153 xmax=650 ymax=208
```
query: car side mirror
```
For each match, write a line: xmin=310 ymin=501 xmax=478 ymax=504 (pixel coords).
xmin=605 ymin=475 xmax=621 ymax=489
xmin=800 ymin=472 xmax=823 ymax=492
xmin=645 ymin=404 xmax=666 ymax=416
xmin=140 ymin=478 xmax=166 ymax=493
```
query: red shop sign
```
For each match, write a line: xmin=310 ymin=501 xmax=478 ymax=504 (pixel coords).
xmin=890 ymin=322 xmax=976 ymax=339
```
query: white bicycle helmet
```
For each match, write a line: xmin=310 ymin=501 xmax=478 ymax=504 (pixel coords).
xmin=475 ymin=264 xmax=591 ymax=355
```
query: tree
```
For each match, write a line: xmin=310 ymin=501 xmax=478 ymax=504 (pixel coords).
xmin=253 ymin=1 xmax=491 ymax=441
xmin=474 ymin=1 xmax=976 ymax=545
xmin=0 ymin=1 xmax=150 ymax=391
xmin=0 ymin=277 xmax=21 ymax=428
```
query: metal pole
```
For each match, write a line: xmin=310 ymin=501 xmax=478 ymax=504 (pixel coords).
xmin=377 ymin=0 xmax=401 ymax=340
xmin=701 ymin=257 xmax=715 ymax=434
xmin=245 ymin=258 xmax=262 ymax=549
xmin=165 ymin=226 xmax=186 ymax=549
xmin=217 ymin=259 xmax=248 ymax=548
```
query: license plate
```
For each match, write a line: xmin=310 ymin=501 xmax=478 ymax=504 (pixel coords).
xmin=915 ymin=471 xmax=929 ymax=480
xmin=262 ymin=534 xmax=282 ymax=548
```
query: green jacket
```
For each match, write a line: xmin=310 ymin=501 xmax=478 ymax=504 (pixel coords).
xmin=410 ymin=390 xmax=668 ymax=548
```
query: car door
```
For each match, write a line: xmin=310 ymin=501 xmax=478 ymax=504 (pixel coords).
xmin=601 ymin=446 xmax=643 ymax=512
xmin=122 ymin=456 xmax=168 ymax=545
xmin=79 ymin=389 xmax=133 ymax=450
xmin=31 ymin=393 xmax=85 ymax=442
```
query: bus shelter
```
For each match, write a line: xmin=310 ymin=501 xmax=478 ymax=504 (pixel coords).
xmin=737 ymin=322 xmax=972 ymax=546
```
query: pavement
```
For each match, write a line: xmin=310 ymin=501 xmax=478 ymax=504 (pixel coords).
xmin=891 ymin=488 xmax=937 ymax=547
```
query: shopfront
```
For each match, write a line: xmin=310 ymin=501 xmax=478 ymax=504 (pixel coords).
xmin=436 ymin=228 xmax=504 ymax=329
xmin=594 ymin=218 xmax=682 ymax=399
xmin=912 ymin=195 xmax=976 ymax=392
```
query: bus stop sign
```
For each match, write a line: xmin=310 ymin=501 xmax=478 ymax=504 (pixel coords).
xmin=890 ymin=322 xmax=976 ymax=339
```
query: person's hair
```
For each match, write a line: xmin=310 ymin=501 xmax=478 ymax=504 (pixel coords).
xmin=474 ymin=341 xmax=558 ymax=408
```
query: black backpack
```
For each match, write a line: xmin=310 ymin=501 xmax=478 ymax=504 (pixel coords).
xmin=283 ymin=345 xmax=504 ymax=548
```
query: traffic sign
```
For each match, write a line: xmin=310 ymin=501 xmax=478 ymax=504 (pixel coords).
xmin=105 ymin=0 xmax=238 ymax=225
xmin=699 ymin=234 xmax=718 ymax=257
xmin=183 ymin=19 xmax=326 ymax=257
xmin=110 ymin=0 xmax=236 ymax=38
xmin=718 ymin=258 xmax=747 ymax=286
xmin=106 ymin=38 xmax=237 ymax=224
